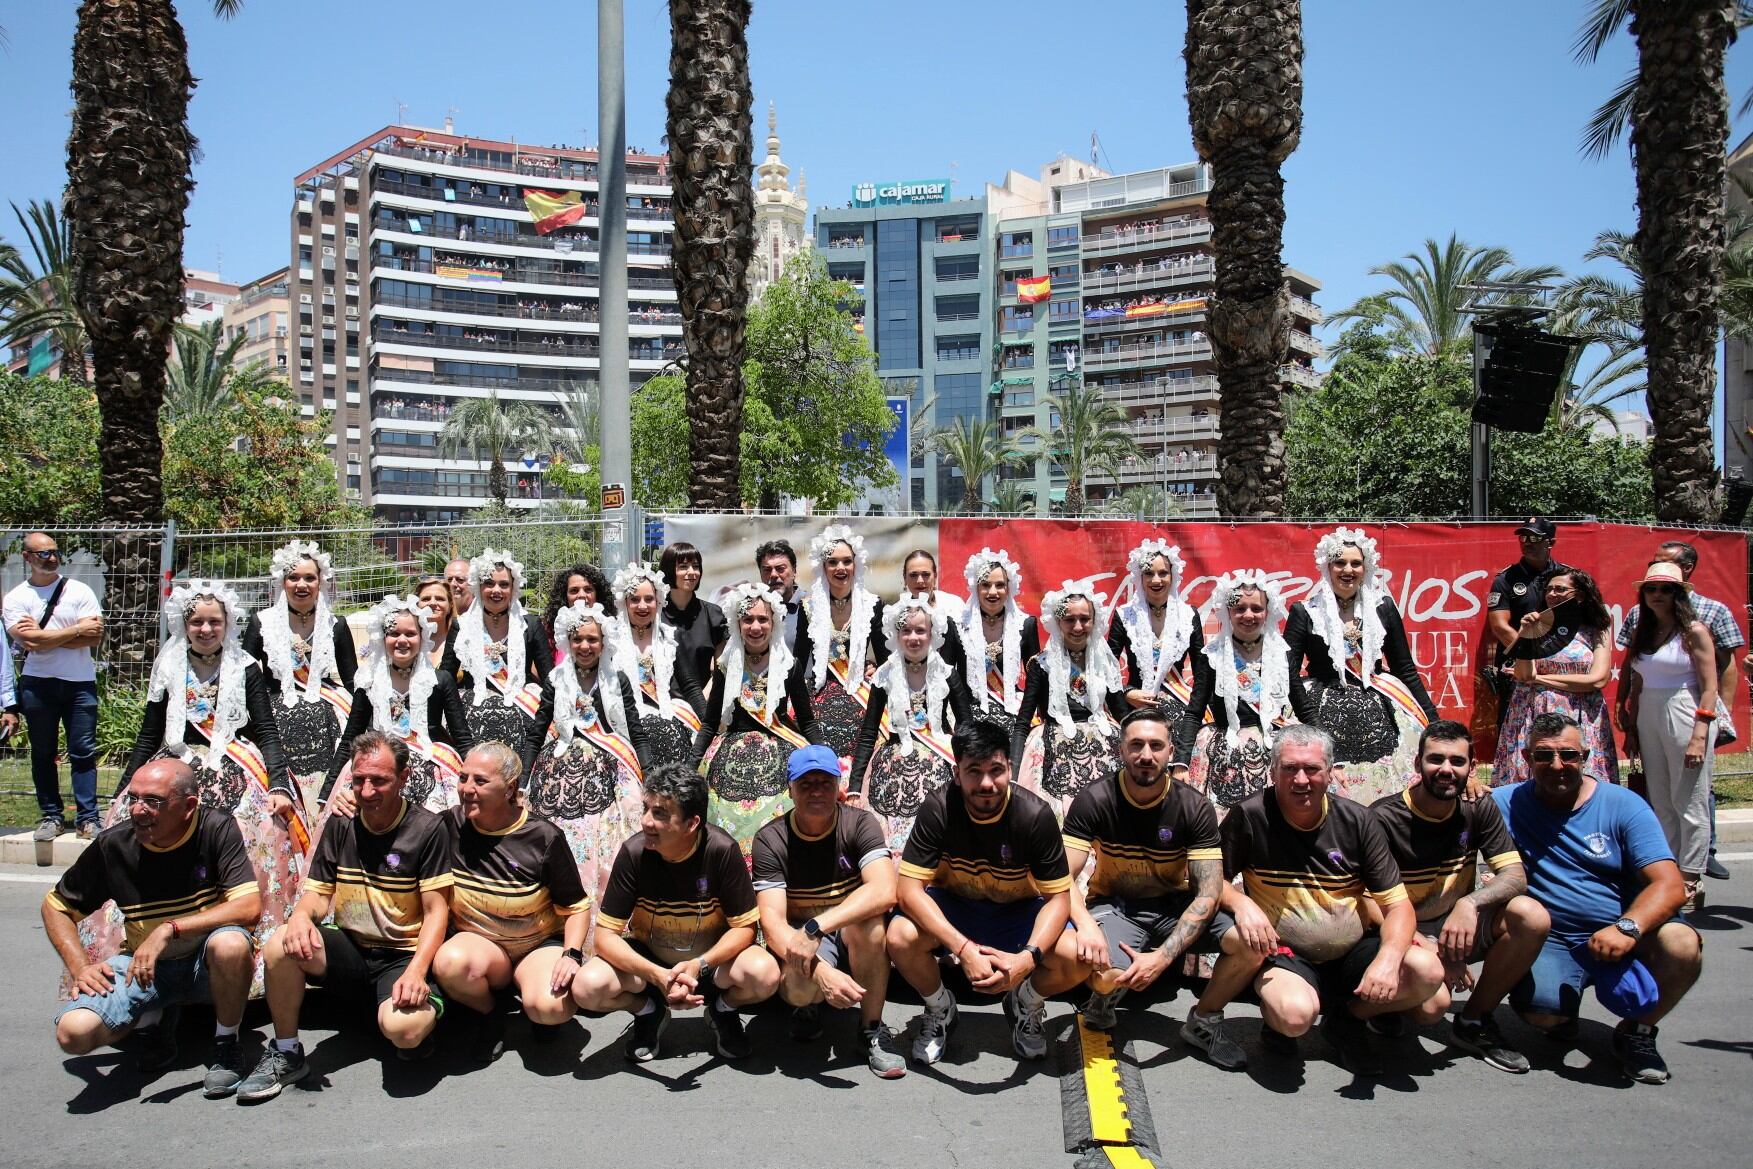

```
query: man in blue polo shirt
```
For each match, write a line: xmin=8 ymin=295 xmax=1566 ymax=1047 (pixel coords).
xmin=1493 ymin=712 xmax=1702 ymax=1084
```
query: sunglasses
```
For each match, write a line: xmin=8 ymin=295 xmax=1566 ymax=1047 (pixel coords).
xmin=1528 ymin=747 xmax=1587 ymax=764
xmin=27 ymin=549 xmax=62 ymax=561
xmin=1641 ymin=584 xmax=1678 ymax=596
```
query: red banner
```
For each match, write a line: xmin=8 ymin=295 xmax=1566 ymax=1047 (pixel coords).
xmin=938 ymin=520 xmax=1750 ymax=760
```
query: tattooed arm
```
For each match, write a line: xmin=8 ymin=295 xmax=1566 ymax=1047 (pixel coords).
xmin=1110 ymin=857 xmax=1223 ymax=991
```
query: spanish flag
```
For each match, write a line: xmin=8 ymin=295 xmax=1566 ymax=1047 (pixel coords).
xmin=1016 ymin=275 xmax=1051 ymax=304
xmin=524 ymin=188 xmax=589 ymax=235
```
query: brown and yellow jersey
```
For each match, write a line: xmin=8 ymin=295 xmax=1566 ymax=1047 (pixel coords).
xmin=751 ymin=807 xmax=890 ymax=927
xmin=898 ymin=784 xmax=1071 ymax=904
xmin=305 ymin=800 xmax=455 ymax=952
xmin=1221 ymin=791 xmax=1408 ymax=963
xmin=595 ymin=825 xmax=759 ymax=962
xmin=449 ymin=806 xmax=591 ymax=959
xmin=1062 ymin=772 xmax=1223 ymax=904
xmin=1369 ymin=787 xmax=1520 ymax=921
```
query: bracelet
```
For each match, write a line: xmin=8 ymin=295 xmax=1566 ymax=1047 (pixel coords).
xmin=561 ymin=946 xmax=584 ymax=964
xmin=167 ymin=919 xmax=182 ymax=940
xmin=1694 ymin=709 xmax=1717 ymax=722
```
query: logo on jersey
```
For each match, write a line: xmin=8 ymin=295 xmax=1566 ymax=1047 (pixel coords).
xmin=1512 ymin=583 xmax=1529 ymax=597
xmin=1326 ymin=849 xmax=1349 ymax=868
xmin=1000 ymin=843 xmax=1013 ymax=865
xmin=1457 ymin=830 xmax=1470 ymax=851
xmin=194 ymin=864 xmax=208 ymax=882
xmin=696 ymin=876 xmax=710 ymax=894
xmin=386 ymin=852 xmax=402 ymax=871
xmin=1583 ymin=832 xmax=1611 ymax=858
xmin=1158 ymin=827 xmax=1175 ymax=843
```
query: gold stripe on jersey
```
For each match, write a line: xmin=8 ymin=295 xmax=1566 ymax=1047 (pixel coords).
xmin=49 ymin=881 xmax=261 ymax=952
xmin=601 ymin=897 xmax=760 ymax=959
xmin=904 ymin=856 xmax=1071 ymax=902
xmin=324 ymin=865 xmax=453 ymax=952
xmin=1486 ymin=850 xmax=1521 ymax=872
xmin=783 ymin=874 xmax=863 ymax=923
xmin=1242 ymin=869 xmax=1409 ymax=964
xmin=1400 ymin=856 xmax=1476 ymax=920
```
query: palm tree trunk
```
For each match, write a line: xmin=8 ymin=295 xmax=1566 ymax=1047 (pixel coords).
xmin=488 ymin=453 xmax=507 ymax=506
xmin=1629 ymin=0 xmax=1735 ymax=523
xmin=668 ymin=0 xmax=755 ymax=510
xmin=67 ymin=0 xmax=194 ymax=526
xmin=1185 ymin=0 xmax=1303 ymax=519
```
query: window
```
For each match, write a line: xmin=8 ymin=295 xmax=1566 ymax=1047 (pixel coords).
xmin=936 ymin=335 xmax=980 ymax=362
xmin=1001 ymin=304 xmax=1035 ymax=333
xmin=1049 ymin=263 xmax=1079 ymax=286
xmin=1000 ymin=231 xmax=1033 ymax=259
xmin=1001 ymin=345 xmax=1034 ymax=370
xmin=1048 ymin=299 xmax=1079 ymax=324
xmin=1047 ymin=224 xmax=1078 ymax=249
xmin=1000 ymin=269 xmax=1032 ymax=297
xmin=935 ymin=256 xmax=979 ymax=282
xmin=936 ymin=216 xmax=979 ymax=243
xmin=935 ymin=295 xmax=980 ymax=323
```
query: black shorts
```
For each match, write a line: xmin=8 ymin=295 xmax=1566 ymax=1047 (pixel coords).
xmin=1087 ymin=896 xmax=1234 ymax=972
xmin=1267 ymin=934 xmax=1383 ymax=1011
xmin=313 ymin=925 xmax=443 ymax=1011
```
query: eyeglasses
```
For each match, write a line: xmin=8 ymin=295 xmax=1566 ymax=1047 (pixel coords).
xmin=26 ymin=549 xmax=61 ymax=561
xmin=1528 ymin=747 xmax=1587 ymax=764
xmin=125 ymin=793 xmax=169 ymax=811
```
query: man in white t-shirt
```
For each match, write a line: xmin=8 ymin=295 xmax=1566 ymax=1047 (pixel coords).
xmin=3 ymin=532 xmax=104 ymax=842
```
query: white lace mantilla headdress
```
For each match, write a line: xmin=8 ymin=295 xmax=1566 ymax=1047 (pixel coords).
xmin=957 ymin=547 xmax=1025 ymax=713
xmin=259 ymin=539 xmax=340 ymax=708
xmin=550 ymin=602 xmax=631 ymax=750
xmin=610 ymin=562 xmax=687 ymax=721
xmin=803 ymin=523 xmax=877 ymax=690
xmin=871 ymin=595 xmax=951 ymax=756
xmin=150 ymin=578 xmax=252 ymax=771
xmin=1306 ymin=526 xmax=1387 ymax=689
xmin=1202 ymin=571 xmax=1293 ymax=746
xmin=715 ymin=581 xmax=793 ymax=731
xmin=455 ymin=547 xmax=529 ymax=702
xmin=361 ymin=595 xmax=438 ymax=741
xmin=1037 ymin=578 xmax=1123 ymax=738
xmin=1114 ymin=539 xmax=1194 ymax=697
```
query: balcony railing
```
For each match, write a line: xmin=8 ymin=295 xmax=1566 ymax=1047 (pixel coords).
xmin=374 ymin=326 xmax=679 ymax=362
xmin=372 ymin=174 xmax=676 ymax=221
xmin=1280 ymin=363 xmax=1322 ymax=389
xmin=371 ymin=368 xmax=590 ymax=396
xmin=1288 ymin=294 xmax=1322 ymax=322
xmin=374 ymin=217 xmax=673 ymax=257
xmin=1127 ymin=415 xmax=1221 ymax=442
xmin=1094 ymin=374 xmax=1220 ymax=407
xmin=372 ymin=254 xmax=672 ymax=292
xmin=373 ymin=143 xmax=613 ymax=184
xmin=1110 ymin=452 xmax=1219 ymax=480
xmin=1082 ymin=257 xmax=1214 ymax=295
xmin=1080 ymin=218 xmax=1212 ymax=255
xmin=825 ymin=237 xmax=867 ymax=250
xmin=1082 ymin=340 xmax=1213 ymax=371
xmin=373 ymin=475 xmax=550 ymax=500
xmin=373 ymin=291 xmax=680 ymax=326
xmin=1288 ymin=329 xmax=1323 ymax=357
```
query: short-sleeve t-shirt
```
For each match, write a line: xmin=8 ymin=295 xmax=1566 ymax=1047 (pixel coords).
xmin=1369 ymin=788 xmax=1521 ymax=921
xmin=4 ymin=576 xmax=101 ymax=682
xmin=898 ymin=784 xmax=1072 ymax=904
xmin=1221 ymin=791 xmax=1409 ymax=963
xmin=448 ymin=806 xmax=590 ymax=958
xmin=1486 ymin=558 xmax=1571 ymax=667
xmin=751 ymin=807 xmax=890 ymax=928
xmin=1492 ymin=780 xmax=1674 ymax=945
xmin=1062 ymin=772 xmax=1223 ymax=904
xmin=594 ymin=825 xmax=760 ymax=962
xmin=305 ymin=800 xmax=456 ymax=952
xmin=47 ymin=811 xmax=257 ymax=958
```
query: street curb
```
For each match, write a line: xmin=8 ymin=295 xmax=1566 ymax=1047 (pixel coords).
xmin=1718 ymin=809 xmax=1753 ymax=844
xmin=0 ymin=832 xmax=90 ymax=867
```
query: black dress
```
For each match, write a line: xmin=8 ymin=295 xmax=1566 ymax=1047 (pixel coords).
xmin=847 ymin=666 xmax=974 ymax=854
xmin=242 ymin=611 xmax=358 ymax=797
xmin=440 ymin=611 xmax=552 ymax=747
xmin=321 ymin=673 xmax=474 ymax=808
xmin=618 ymin=635 xmax=708 ymax=768
xmin=121 ymin=661 xmax=292 ymax=806
xmin=661 ymin=594 xmax=728 ymax=698
xmin=1285 ymin=597 xmax=1436 ymax=774
xmin=689 ymin=655 xmax=824 ymax=856
xmin=523 ymin=675 xmax=649 ymax=816
xmin=1107 ymin=613 xmax=1214 ymax=767
xmin=791 ymin=598 xmax=889 ymax=760
xmin=1011 ymin=654 xmax=1130 ymax=809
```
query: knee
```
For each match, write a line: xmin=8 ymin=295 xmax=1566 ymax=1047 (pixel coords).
xmin=431 ymin=942 xmax=475 ymax=985
xmin=885 ymin=915 xmax=920 ymax=957
xmin=54 ymin=1011 xmax=103 ymax=1055
xmin=1412 ymin=983 xmax=1451 ymax=1024
xmin=522 ymin=992 xmax=576 ymax=1027
xmin=1403 ymin=946 xmax=1446 ymax=993
xmin=1265 ymin=990 xmax=1319 ymax=1036
xmin=570 ymin=961 xmax=619 ymax=1009
xmin=1504 ymin=896 xmax=1550 ymax=940
xmin=739 ymin=947 xmax=782 ymax=997
xmin=844 ymin=914 xmax=887 ymax=956
xmin=204 ymin=928 xmax=254 ymax=971
xmin=379 ymin=1003 xmax=434 ymax=1047
xmin=1655 ymin=923 xmax=1703 ymax=973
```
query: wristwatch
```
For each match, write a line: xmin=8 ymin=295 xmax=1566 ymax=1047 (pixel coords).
xmin=802 ymin=918 xmax=823 ymax=941
xmin=1021 ymin=943 xmax=1044 ymax=966
xmin=1614 ymin=917 xmax=1642 ymax=941
xmin=561 ymin=947 xmax=585 ymax=964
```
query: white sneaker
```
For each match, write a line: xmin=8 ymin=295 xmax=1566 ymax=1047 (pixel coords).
xmin=1007 ymin=989 xmax=1049 ymax=1060
xmin=910 ymin=1000 xmax=958 ymax=1065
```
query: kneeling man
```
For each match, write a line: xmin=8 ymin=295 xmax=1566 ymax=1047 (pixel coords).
xmin=753 ymin=745 xmax=903 ymax=1078
xmin=44 ymin=758 xmax=260 ymax=1097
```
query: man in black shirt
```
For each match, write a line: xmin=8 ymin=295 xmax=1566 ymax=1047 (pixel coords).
xmin=572 ymin=763 xmax=777 ymax=1062
xmin=1369 ymin=719 xmax=1548 ymax=1073
xmin=1485 ymin=518 xmax=1571 ymax=716
xmin=887 ymin=720 xmax=1085 ymax=1066
xmin=753 ymin=744 xmax=902 ymax=1078
xmin=44 ymin=758 xmax=260 ymax=1096
xmin=756 ymin=539 xmax=802 ymax=646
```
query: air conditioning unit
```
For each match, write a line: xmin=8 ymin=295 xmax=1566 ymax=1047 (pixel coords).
xmin=299 ymin=293 xmax=313 ymax=304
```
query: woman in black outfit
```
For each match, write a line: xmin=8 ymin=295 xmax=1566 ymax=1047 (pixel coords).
xmin=953 ymin=547 xmax=1039 ymax=740
xmin=1107 ymin=538 xmax=1213 ymax=773
xmin=792 ymin=523 xmax=888 ymax=759
xmin=1190 ymin=571 xmax=1295 ymax=813
xmin=540 ymin=562 xmax=615 ymax=669
xmin=657 ymin=540 xmax=727 ymax=694
xmin=440 ymin=548 xmax=552 ymax=747
xmin=1013 ymin=579 xmax=1129 ymax=819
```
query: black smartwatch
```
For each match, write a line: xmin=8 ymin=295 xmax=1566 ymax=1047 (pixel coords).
xmin=561 ymin=947 xmax=585 ymax=964
xmin=802 ymin=918 xmax=823 ymax=941
xmin=1021 ymin=943 xmax=1044 ymax=966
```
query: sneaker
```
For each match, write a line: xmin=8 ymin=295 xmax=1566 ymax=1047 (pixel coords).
xmin=1004 ymin=989 xmax=1049 ymax=1061
xmin=235 ymin=1044 xmax=308 ymax=1102
xmin=704 ymin=1005 xmax=752 ymax=1060
xmin=1081 ymin=988 xmax=1122 ymax=1032
xmin=789 ymin=1003 xmax=823 ymax=1042
xmin=1613 ymin=1021 xmax=1671 ymax=1084
xmin=1364 ymin=1012 xmax=1406 ymax=1039
xmin=135 ymin=1019 xmax=179 ymax=1075
xmin=1706 ymin=855 xmax=1731 ymax=880
xmin=623 ymin=1002 xmax=670 ymax=1063
xmin=469 ymin=1006 xmax=506 ymax=1065
xmin=1450 ymin=1015 xmax=1530 ymax=1074
xmin=1258 ymin=1023 xmax=1299 ymax=1056
xmin=76 ymin=821 xmax=99 ymax=841
xmin=910 ymin=999 xmax=958 ymax=1065
xmin=33 ymin=816 xmax=64 ymax=843
xmin=202 ymin=1035 xmax=248 ymax=1097
xmin=863 ymin=1022 xmax=907 ymax=1080
xmin=1180 ymin=1007 xmax=1248 ymax=1071
xmin=1322 ymin=1010 xmax=1383 ymax=1078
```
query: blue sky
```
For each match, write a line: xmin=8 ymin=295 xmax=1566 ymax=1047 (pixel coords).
xmin=2 ymin=1 xmax=1750 ymax=364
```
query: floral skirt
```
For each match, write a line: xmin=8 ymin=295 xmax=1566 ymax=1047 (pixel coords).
xmin=527 ymin=737 xmax=644 ymax=956
xmin=1491 ymin=683 xmax=1618 ymax=788
xmin=464 ymin=692 xmax=536 ymax=754
xmin=1017 ymin=720 xmax=1121 ymax=821
xmin=1307 ymin=682 xmax=1420 ymax=805
xmin=809 ymin=677 xmax=866 ymax=762
xmin=866 ymin=741 xmax=955 ymax=857
xmin=70 ymin=741 xmax=304 ymax=999
xmin=278 ymin=699 xmax=345 ymax=814
xmin=703 ymin=730 xmax=791 ymax=867
xmin=1187 ymin=723 xmax=1274 ymax=814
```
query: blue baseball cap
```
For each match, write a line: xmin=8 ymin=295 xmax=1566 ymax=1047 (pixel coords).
xmin=787 ymin=744 xmax=842 ymax=784
xmin=1572 ymin=946 xmax=1661 ymax=1019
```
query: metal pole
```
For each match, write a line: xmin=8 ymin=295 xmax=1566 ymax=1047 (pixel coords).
xmin=598 ymin=0 xmax=631 ymax=570
xmin=1470 ymin=421 xmax=1490 ymax=519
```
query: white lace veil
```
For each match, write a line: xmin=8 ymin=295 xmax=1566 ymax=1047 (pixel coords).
xmin=956 ymin=548 xmax=1025 ymax=713
xmin=803 ymin=523 xmax=877 ymax=691
xmin=549 ymin=601 xmax=631 ymax=751
xmin=455 ymin=548 xmax=529 ymax=703
xmin=610 ymin=562 xmax=686 ymax=721
xmin=258 ymin=539 xmax=340 ymax=708
xmin=1305 ymin=526 xmax=1387 ymax=688
xmin=361 ymin=595 xmax=438 ymax=741
xmin=150 ymin=579 xmax=252 ymax=770
xmin=715 ymin=581 xmax=793 ymax=732
xmin=1037 ymin=578 xmax=1123 ymax=738
xmin=1114 ymin=538 xmax=1194 ymax=696
xmin=871 ymin=595 xmax=950 ymax=756
xmin=1202 ymin=571 xmax=1292 ymax=746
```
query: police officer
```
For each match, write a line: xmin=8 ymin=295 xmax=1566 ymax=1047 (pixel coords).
xmin=1484 ymin=519 xmax=1571 ymax=725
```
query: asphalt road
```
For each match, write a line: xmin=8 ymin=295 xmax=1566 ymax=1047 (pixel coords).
xmin=4 ymin=858 xmax=1752 ymax=1169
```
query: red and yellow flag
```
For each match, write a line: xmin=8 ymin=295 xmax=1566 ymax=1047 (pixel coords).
xmin=523 ymin=188 xmax=589 ymax=235
xmin=1016 ymin=275 xmax=1052 ymax=303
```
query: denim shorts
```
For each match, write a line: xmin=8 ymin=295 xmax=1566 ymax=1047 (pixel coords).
xmin=54 ymin=925 xmax=252 ymax=1032
xmin=1510 ymin=922 xmax=1696 ymax=1018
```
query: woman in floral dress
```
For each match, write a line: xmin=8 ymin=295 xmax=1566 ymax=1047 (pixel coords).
xmin=793 ymin=523 xmax=887 ymax=763
xmin=609 ymin=562 xmax=707 ymax=766
xmin=1108 ymin=538 xmax=1213 ymax=775
xmin=1013 ymin=579 xmax=1129 ymax=820
xmin=1189 ymin=571 xmax=1296 ymax=814
xmin=441 ymin=548 xmax=552 ymax=748
xmin=1492 ymin=568 xmax=1617 ymax=787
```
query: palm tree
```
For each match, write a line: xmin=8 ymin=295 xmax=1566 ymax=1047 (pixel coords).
xmin=1555 ymin=347 xmax=1648 ymax=433
xmin=1021 ymin=382 xmax=1141 ymax=517
xmin=667 ymin=0 xmax=755 ymax=510
xmin=551 ymin=379 xmax=599 ymax=463
xmin=1326 ymin=234 xmax=1563 ymax=358
xmin=1578 ymin=2 xmax=1752 ymax=159
xmin=985 ymin=480 xmax=1036 ymax=518
xmin=161 ymin=318 xmax=247 ymax=423
xmin=1555 ymin=229 xmax=1645 ymax=356
xmin=1577 ymin=1 xmax=1737 ymax=522
xmin=438 ymin=391 xmax=558 ymax=507
xmin=1184 ymin=0 xmax=1303 ymax=518
xmin=0 ymin=200 xmax=91 ymax=385
xmin=928 ymin=416 xmax=1022 ymax=515
xmin=1098 ymin=485 xmax=1184 ymax=520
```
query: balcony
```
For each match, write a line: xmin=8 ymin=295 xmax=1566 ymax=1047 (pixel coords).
xmin=1081 ymin=217 xmax=1213 ymax=257
xmin=371 ymin=368 xmax=590 ymax=397
xmin=1280 ymin=363 xmax=1322 ymax=389
xmin=372 ymin=174 xmax=678 ymax=224
xmin=373 ymin=326 xmax=606 ymax=360
xmin=1082 ymin=339 xmax=1212 ymax=372
xmin=1110 ymin=452 xmax=1219 ymax=482
xmin=1288 ymin=329 xmax=1324 ymax=358
xmin=1083 ymin=300 xmax=1208 ymax=337
xmin=1094 ymin=374 xmax=1220 ymax=408
xmin=372 ymin=254 xmax=673 ymax=294
xmin=1288 ymin=294 xmax=1322 ymax=323
xmin=374 ymin=217 xmax=673 ymax=259
xmin=824 ymin=236 xmax=867 ymax=251
xmin=1083 ymin=256 xmax=1214 ymax=296
xmin=1127 ymin=414 xmax=1221 ymax=443
xmin=373 ymin=291 xmax=680 ymax=327
xmin=373 ymin=142 xmax=607 ymax=184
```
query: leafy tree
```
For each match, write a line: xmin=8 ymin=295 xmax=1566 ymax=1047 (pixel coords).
xmin=1021 ymin=381 xmax=1140 ymax=516
xmin=436 ymin=390 xmax=558 ymax=507
xmin=0 ymin=200 xmax=90 ymax=385
xmin=630 ymin=373 xmax=690 ymax=509
xmin=163 ymin=318 xmax=248 ymax=423
xmin=0 ymin=372 xmax=103 ymax=523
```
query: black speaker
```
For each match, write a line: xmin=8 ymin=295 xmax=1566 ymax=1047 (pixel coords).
xmin=1471 ymin=323 xmax=1582 ymax=434
xmin=1723 ymin=479 xmax=1753 ymax=525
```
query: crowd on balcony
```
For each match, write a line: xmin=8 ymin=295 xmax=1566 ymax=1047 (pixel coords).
xmin=1089 ymin=253 xmax=1208 ymax=281
xmin=1088 ymin=213 xmax=1207 ymax=243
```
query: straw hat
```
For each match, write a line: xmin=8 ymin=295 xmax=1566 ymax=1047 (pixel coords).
xmin=1637 ymin=561 xmax=1692 ymax=591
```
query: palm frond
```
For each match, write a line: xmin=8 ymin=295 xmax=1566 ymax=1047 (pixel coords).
xmin=1573 ymin=0 xmax=1633 ymax=63
xmin=1582 ymin=70 xmax=1639 ymax=160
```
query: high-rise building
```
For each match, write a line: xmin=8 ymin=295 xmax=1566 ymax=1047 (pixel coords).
xmin=1724 ymin=131 xmax=1753 ymax=489
xmin=221 ymin=267 xmax=291 ymax=378
xmin=750 ymin=103 xmax=809 ymax=300
xmin=988 ymin=158 xmax=1322 ymax=517
xmin=289 ymin=124 xmax=676 ymax=520
xmin=814 ymin=180 xmax=989 ymax=512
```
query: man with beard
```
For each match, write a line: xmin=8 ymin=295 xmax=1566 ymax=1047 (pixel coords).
xmin=1494 ymin=712 xmax=1702 ymax=1084
xmin=1370 ymin=720 xmax=1548 ymax=1072
xmin=1051 ymin=709 xmax=1226 ymax=1038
